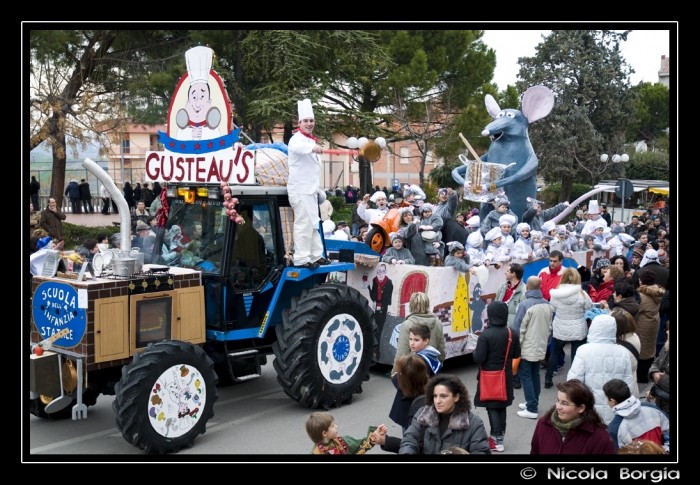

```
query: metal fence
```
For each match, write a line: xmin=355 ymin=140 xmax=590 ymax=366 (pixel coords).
xmin=30 ymin=163 xmax=142 ymax=212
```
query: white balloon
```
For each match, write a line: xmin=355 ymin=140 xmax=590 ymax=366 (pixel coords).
xmin=620 ymin=154 xmax=629 ymax=162
xmin=374 ymin=137 xmax=386 ymax=148
xmin=600 ymin=154 xmax=609 ymax=163
xmin=612 ymin=155 xmax=621 ymax=163
xmin=346 ymin=137 xmax=358 ymax=149
xmin=358 ymin=137 xmax=369 ymax=148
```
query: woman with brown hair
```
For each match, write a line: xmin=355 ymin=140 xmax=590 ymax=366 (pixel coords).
xmin=617 ymin=439 xmax=668 ymax=454
xmin=29 ymin=203 xmax=41 ymax=240
xmin=377 ymin=354 xmax=429 ymax=453
xmin=530 ymin=379 xmax=614 ymax=454
xmin=645 ymin=219 xmax=657 ymax=240
xmin=399 ymin=374 xmax=491 ymax=454
xmin=589 ymin=262 xmax=623 ymax=303
xmin=610 ymin=307 xmax=641 ymax=397
xmin=610 ymin=254 xmax=632 ymax=278
xmin=397 ymin=206 xmax=429 ymax=266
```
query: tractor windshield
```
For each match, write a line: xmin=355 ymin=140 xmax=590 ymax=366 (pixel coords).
xmin=153 ymin=199 xmax=227 ymax=272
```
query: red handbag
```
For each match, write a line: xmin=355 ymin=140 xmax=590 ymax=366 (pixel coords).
xmin=479 ymin=328 xmax=512 ymax=401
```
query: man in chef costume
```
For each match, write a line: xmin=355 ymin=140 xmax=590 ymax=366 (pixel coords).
xmin=176 ymin=46 xmax=222 ymax=141
xmin=287 ymin=99 xmax=330 ymax=269
xmin=358 ymin=191 xmax=390 ymax=225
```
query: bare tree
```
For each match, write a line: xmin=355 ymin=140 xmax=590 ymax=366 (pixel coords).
xmin=391 ymin=89 xmax=457 ymax=188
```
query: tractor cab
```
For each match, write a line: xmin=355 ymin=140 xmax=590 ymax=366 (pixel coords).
xmin=151 ymin=184 xmax=286 ymax=333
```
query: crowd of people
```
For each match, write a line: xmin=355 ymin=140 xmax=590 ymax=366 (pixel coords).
xmin=351 ymin=182 xmax=671 ymax=287
xmin=317 ymin=183 xmax=672 ymax=455
xmin=28 ymin=177 xmax=166 ymax=275
xmin=29 ymin=104 xmax=672 ymax=456
xmin=306 ymin=297 xmax=670 ymax=455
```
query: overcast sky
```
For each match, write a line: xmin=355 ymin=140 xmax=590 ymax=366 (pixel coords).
xmin=481 ymin=29 xmax=673 ymax=91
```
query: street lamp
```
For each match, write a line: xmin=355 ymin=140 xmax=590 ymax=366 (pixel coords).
xmin=346 ymin=136 xmax=386 ymax=196
xmin=600 ymin=153 xmax=631 ymax=222
xmin=600 ymin=153 xmax=629 ymax=164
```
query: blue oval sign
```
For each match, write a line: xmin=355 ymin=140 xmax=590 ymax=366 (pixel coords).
xmin=32 ymin=282 xmax=87 ymax=348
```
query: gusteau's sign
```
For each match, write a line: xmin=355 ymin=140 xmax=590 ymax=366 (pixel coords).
xmin=146 ymin=45 xmax=254 ymax=185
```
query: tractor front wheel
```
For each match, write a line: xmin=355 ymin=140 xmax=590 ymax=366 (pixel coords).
xmin=112 ymin=340 xmax=218 ymax=454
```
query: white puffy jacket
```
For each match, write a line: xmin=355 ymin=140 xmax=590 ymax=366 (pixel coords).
xmin=567 ymin=315 xmax=635 ymax=424
xmin=609 ymin=236 xmax=625 ymax=257
xmin=549 ymin=284 xmax=593 ymax=341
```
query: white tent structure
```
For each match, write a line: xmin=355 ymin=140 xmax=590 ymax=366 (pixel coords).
xmin=594 ymin=179 xmax=669 ymax=224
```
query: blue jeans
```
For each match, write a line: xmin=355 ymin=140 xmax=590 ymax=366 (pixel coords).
xmin=545 ymin=338 xmax=585 ymax=382
xmin=519 ymin=359 xmax=541 ymax=414
xmin=656 ymin=314 xmax=668 ymax=356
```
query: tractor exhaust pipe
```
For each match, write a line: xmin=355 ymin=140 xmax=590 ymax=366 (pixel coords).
xmin=81 ymin=158 xmax=132 ymax=252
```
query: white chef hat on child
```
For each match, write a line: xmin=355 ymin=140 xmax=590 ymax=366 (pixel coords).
xmin=466 ymin=215 xmax=480 ymax=227
xmin=322 ymin=220 xmax=335 ymax=236
xmin=541 ymin=220 xmax=556 ymax=233
xmin=467 ymin=231 xmax=483 ymax=248
xmin=485 ymin=227 xmax=502 ymax=241
xmin=499 ymin=214 xmax=516 ymax=227
xmin=516 ymin=222 xmax=531 ymax=233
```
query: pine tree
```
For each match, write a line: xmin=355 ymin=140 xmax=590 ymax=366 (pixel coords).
xmin=516 ymin=30 xmax=636 ymax=201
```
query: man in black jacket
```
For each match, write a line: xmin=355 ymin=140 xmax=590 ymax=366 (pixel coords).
xmin=626 ymin=215 xmax=643 ymax=240
xmin=141 ymin=182 xmax=154 ymax=208
xmin=79 ymin=179 xmax=93 ymax=213
xmin=30 ymin=175 xmax=40 ymax=209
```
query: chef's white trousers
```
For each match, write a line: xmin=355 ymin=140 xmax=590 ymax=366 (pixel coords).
xmin=289 ymin=193 xmax=323 ymax=265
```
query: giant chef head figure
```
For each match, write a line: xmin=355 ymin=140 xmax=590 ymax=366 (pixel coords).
xmin=175 ymin=46 xmax=222 ymax=140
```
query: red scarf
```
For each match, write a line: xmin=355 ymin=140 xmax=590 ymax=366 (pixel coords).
xmin=296 ymin=128 xmax=318 ymax=142
xmin=375 ymin=277 xmax=388 ymax=309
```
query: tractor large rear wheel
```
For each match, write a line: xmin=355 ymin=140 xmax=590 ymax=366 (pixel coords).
xmin=272 ymin=283 xmax=377 ymax=409
xmin=112 ymin=340 xmax=218 ymax=454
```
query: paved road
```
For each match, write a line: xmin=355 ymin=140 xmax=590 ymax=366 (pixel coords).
xmin=27 ymin=349 xmax=653 ymax=460
xmin=64 ymin=212 xmax=122 ymax=228
xmin=32 ymin=214 xmax=658 ymax=459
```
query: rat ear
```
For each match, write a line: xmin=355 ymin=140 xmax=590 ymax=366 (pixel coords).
xmin=485 ymin=94 xmax=501 ymax=118
xmin=522 ymin=85 xmax=554 ymax=123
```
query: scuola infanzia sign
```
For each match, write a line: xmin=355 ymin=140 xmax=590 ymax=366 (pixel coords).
xmin=32 ymin=282 xmax=87 ymax=348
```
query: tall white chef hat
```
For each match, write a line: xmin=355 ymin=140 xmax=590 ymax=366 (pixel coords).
xmin=185 ymin=46 xmax=214 ymax=85
xmin=298 ymin=99 xmax=315 ymax=120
